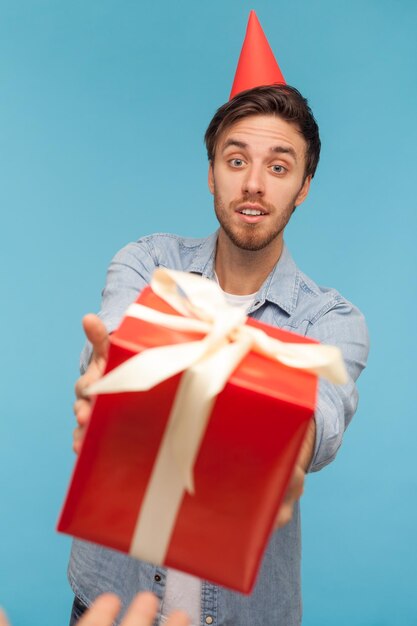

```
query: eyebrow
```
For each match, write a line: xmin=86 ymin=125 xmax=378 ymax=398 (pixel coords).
xmin=271 ymin=145 xmax=297 ymax=162
xmin=222 ymin=139 xmax=247 ymax=151
xmin=222 ymin=139 xmax=297 ymax=162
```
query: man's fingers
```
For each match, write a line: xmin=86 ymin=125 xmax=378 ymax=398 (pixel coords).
xmin=121 ymin=593 xmax=190 ymax=626
xmin=83 ymin=314 xmax=109 ymax=362
xmin=74 ymin=357 xmax=105 ymax=399
xmin=297 ymin=419 xmax=316 ymax=471
xmin=77 ymin=594 xmax=121 ymax=626
xmin=120 ymin=592 xmax=159 ymax=626
xmin=74 ymin=316 xmax=109 ymax=400
xmin=166 ymin=610 xmax=191 ymax=626
xmin=73 ymin=592 xmax=189 ymax=626
xmin=284 ymin=466 xmax=305 ymax=504
xmin=73 ymin=425 xmax=86 ymax=454
xmin=72 ymin=314 xmax=109 ymax=455
xmin=73 ymin=378 xmax=95 ymax=454
xmin=275 ymin=503 xmax=293 ymax=529
xmin=275 ymin=466 xmax=306 ymax=530
xmin=73 ymin=398 xmax=91 ymax=425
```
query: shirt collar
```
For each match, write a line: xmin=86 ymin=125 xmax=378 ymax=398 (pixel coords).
xmin=187 ymin=231 xmax=299 ymax=316
xmin=187 ymin=231 xmax=218 ymax=278
xmin=255 ymin=243 xmax=300 ymax=315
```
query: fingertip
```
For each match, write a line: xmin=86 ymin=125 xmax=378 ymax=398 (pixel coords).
xmin=130 ymin=591 xmax=159 ymax=615
xmin=121 ymin=591 xmax=160 ymax=624
xmin=76 ymin=402 xmax=91 ymax=425
xmin=96 ymin=592 xmax=121 ymax=605
xmin=82 ymin=314 xmax=109 ymax=353
xmin=82 ymin=314 xmax=96 ymax=339
xmin=82 ymin=313 xmax=99 ymax=327
xmin=73 ymin=439 xmax=82 ymax=455
xmin=136 ymin=591 xmax=159 ymax=604
xmin=88 ymin=593 xmax=121 ymax=615
xmin=167 ymin=610 xmax=191 ymax=625
xmin=82 ymin=314 xmax=104 ymax=339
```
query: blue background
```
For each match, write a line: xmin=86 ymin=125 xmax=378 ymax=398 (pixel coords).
xmin=1 ymin=1 xmax=416 ymax=624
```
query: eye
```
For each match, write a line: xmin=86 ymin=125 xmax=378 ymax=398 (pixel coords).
xmin=271 ymin=164 xmax=286 ymax=174
xmin=229 ymin=158 xmax=245 ymax=168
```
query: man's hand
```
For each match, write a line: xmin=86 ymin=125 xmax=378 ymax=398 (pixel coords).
xmin=73 ymin=314 xmax=109 ymax=454
xmin=274 ymin=420 xmax=316 ymax=529
xmin=274 ymin=465 xmax=305 ymax=529
xmin=0 ymin=593 xmax=190 ymax=626
xmin=77 ymin=592 xmax=189 ymax=626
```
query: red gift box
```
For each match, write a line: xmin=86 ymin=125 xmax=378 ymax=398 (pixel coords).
xmin=58 ymin=284 xmax=318 ymax=593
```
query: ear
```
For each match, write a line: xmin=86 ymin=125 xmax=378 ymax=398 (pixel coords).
xmin=294 ymin=175 xmax=311 ymax=207
xmin=208 ymin=162 xmax=215 ymax=195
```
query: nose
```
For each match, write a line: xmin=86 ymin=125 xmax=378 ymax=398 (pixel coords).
xmin=242 ymin=164 xmax=265 ymax=196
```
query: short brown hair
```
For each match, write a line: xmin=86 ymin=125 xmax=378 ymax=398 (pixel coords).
xmin=204 ymin=84 xmax=321 ymax=179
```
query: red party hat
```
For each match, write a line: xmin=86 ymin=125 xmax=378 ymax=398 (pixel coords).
xmin=229 ymin=10 xmax=286 ymax=100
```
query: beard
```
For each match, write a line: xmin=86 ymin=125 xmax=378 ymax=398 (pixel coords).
xmin=213 ymin=186 xmax=298 ymax=252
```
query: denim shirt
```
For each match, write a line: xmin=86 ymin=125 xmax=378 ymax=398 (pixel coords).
xmin=68 ymin=231 xmax=369 ymax=626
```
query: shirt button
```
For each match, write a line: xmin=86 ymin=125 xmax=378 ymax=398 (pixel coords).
xmin=154 ymin=574 xmax=161 ymax=582
xmin=205 ymin=617 xmax=213 ymax=624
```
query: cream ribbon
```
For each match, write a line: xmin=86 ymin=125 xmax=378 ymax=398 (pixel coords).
xmin=86 ymin=268 xmax=348 ymax=564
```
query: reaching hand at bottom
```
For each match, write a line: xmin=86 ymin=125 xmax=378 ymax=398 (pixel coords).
xmin=0 ymin=592 xmax=190 ymax=626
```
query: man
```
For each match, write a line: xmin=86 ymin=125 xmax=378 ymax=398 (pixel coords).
xmin=69 ymin=14 xmax=369 ymax=626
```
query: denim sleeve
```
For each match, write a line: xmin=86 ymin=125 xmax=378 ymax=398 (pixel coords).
xmin=80 ymin=240 xmax=157 ymax=374
xmin=306 ymin=300 xmax=370 ymax=472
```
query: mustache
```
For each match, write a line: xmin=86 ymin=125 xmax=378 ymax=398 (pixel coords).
xmin=229 ymin=196 xmax=274 ymax=212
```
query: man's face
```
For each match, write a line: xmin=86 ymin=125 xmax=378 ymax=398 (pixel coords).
xmin=208 ymin=114 xmax=311 ymax=252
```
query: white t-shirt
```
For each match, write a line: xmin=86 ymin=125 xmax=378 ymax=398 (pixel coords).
xmin=160 ymin=285 xmax=257 ymax=625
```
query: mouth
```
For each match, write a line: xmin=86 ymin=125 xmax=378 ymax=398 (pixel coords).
xmin=236 ymin=203 xmax=268 ymax=216
xmin=235 ymin=204 xmax=268 ymax=223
